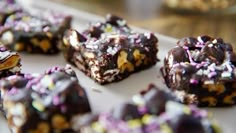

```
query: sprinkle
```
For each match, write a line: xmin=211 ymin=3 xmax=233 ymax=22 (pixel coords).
xmin=53 ymin=96 xmax=60 ymax=105
xmin=117 ymin=20 xmax=126 ymax=26
xmin=32 ymin=100 xmax=45 ymax=112
xmin=190 ymin=79 xmax=199 ymax=84
xmin=212 ymin=39 xmax=217 ymax=44
xmin=144 ymin=33 xmax=151 ymax=39
xmin=132 ymin=95 xmax=145 ymax=105
xmin=160 ymin=123 xmax=173 ymax=133
xmin=221 ymin=72 xmax=232 ymax=78
xmin=204 ymin=80 xmax=214 ymax=85
xmin=142 ymin=114 xmax=152 ymax=124
xmin=208 ymin=72 xmax=217 ymax=78
xmin=127 ymin=119 xmax=141 ymax=128
xmin=208 ymin=43 xmax=213 ymax=47
xmin=92 ymin=122 xmax=105 ymax=133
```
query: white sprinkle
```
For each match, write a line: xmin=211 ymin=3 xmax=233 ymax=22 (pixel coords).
xmin=212 ymin=39 xmax=217 ymax=44
xmin=144 ymin=33 xmax=151 ymax=39
xmin=208 ymin=43 xmax=213 ymax=47
xmin=117 ymin=20 xmax=126 ymax=26
xmin=221 ymin=72 xmax=232 ymax=78
xmin=204 ymin=80 xmax=214 ymax=84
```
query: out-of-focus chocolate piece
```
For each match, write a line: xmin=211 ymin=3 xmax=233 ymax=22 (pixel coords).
xmin=63 ymin=14 xmax=158 ymax=84
xmin=162 ymin=35 xmax=236 ymax=107
xmin=0 ymin=11 xmax=71 ymax=54
xmin=0 ymin=1 xmax=22 ymax=25
xmin=0 ymin=45 xmax=21 ymax=78
xmin=0 ymin=66 xmax=91 ymax=133
xmin=73 ymin=84 xmax=220 ymax=133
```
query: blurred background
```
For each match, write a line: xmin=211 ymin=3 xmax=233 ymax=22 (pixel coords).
xmin=50 ymin=0 xmax=236 ymax=44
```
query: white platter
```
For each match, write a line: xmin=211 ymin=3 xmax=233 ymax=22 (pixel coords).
xmin=1 ymin=1 xmax=236 ymax=133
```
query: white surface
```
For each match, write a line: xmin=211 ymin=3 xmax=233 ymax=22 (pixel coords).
xmin=0 ymin=1 xmax=235 ymax=133
xmin=0 ymin=33 xmax=235 ymax=133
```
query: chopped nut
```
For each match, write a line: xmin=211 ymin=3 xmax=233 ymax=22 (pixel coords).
xmin=29 ymin=122 xmax=50 ymax=133
xmin=1 ymin=31 xmax=14 ymax=44
xmin=32 ymin=100 xmax=45 ymax=112
xmin=52 ymin=114 xmax=70 ymax=130
xmin=30 ymin=38 xmax=40 ymax=46
xmin=46 ymin=32 xmax=53 ymax=38
xmin=14 ymin=43 xmax=24 ymax=51
xmin=223 ymin=95 xmax=234 ymax=104
xmin=40 ymin=39 xmax=51 ymax=52
xmin=202 ymin=83 xmax=225 ymax=95
xmin=27 ymin=46 xmax=32 ymax=53
xmin=117 ymin=50 xmax=134 ymax=73
xmin=0 ymin=55 xmax=20 ymax=71
xmin=84 ymin=52 xmax=95 ymax=58
xmin=223 ymin=92 xmax=236 ymax=104
xmin=133 ymin=49 xmax=146 ymax=66
xmin=201 ymin=97 xmax=217 ymax=106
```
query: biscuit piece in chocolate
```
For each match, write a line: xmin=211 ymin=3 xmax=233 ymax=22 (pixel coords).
xmin=73 ymin=85 xmax=220 ymax=133
xmin=162 ymin=35 xmax=236 ymax=106
xmin=0 ymin=11 xmax=71 ymax=54
xmin=0 ymin=66 xmax=91 ymax=133
xmin=63 ymin=14 xmax=158 ymax=84
xmin=0 ymin=1 xmax=22 ymax=25
xmin=0 ymin=45 xmax=21 ymax=78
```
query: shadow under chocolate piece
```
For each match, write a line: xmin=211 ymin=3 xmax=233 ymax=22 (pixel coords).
xmin=73 ymin=84 xmax=220 ymax=133
xmin=161 ymin=35 xmax=236 ymax=107
xmin=0 ymin=11 xmax=71 ymax=54
xmin=63 ymin=14 xmax=158 ymax=84
xmin=0 ymin=66 xmax=91 ymax=133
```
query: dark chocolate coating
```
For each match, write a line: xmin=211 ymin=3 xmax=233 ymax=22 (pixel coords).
xmin=0 ymin=11 xmax=71 ymax=54
xmin=0 ymin=66 xmax=91 ymax=133
xmin=74 ymin=84 xmax=220 ymax=133
xmin=162 ymin=35 xmax=236 ymax=106
xmin=63 ymin=15 xmax=158 ymax=84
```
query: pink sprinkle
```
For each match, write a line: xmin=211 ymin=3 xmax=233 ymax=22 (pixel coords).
xmin=208 ymin=72 xmax=217 ymax=78
xmin=53 ymin=96 xmax=60 ymax=105
xmin=190 ymin=79 xmax=198 ymax=84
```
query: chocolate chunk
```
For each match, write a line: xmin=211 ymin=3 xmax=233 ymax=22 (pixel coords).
xmin=162 ymin=35 xmax=236 ymax=107
xmin=170 ymin=114 xmax=205 ymax=133
xmin=0 ymin=66 xmax=91 ymax=133
xmin=63 ymin=15 xmax=158 ymax=84
xmin=73 ymin=84 xmax=220 ymax=133
xmin=112 ymin=103 xmax=141 ymax=121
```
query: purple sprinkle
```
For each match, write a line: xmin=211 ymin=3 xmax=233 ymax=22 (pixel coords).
xmin=208 ymin=72 xmax=217 ymax=78
xmin=53 ymin=96 xmax=60 ymax=105
xmin=190 ymin=79 xmax=199 ymax=84
xmin=7 ymin=87 xmax=18 ymax=95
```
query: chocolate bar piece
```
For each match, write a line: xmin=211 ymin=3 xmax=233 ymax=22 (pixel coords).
xmin=0 ymin=1 xmax=22 ymax=25
xmin=0 ymin=45 xmax=21 ymax=78
xmin=0 ymin=11 xmax=71 ymax=54
xmin=63 ymin=15 xmax=158 ymax=84
xmin=161 ymin=35 xmax=236 ymax=106
xmin=73 ymin=84 xmax=220 ymax=133
xmin=0 ymin=66 xmax=91 ymax=133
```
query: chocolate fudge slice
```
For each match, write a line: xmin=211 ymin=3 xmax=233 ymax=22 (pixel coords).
xmin=0 ymin=1 xmax=22 ymax=25
xmin=0 ymin=66 xmax=91 ymax=133
xmin=0 ymin=45 xmax=21 ymax=78
xmin=162 ymin=35 xmax=236 ymax=106
xmin=63 ymin=15 xmax=158 ymax=84
xmin=73 ymin=84 xmax=220 ymax=133
xmin=0 ymin=11 xmax=71 ymax=54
